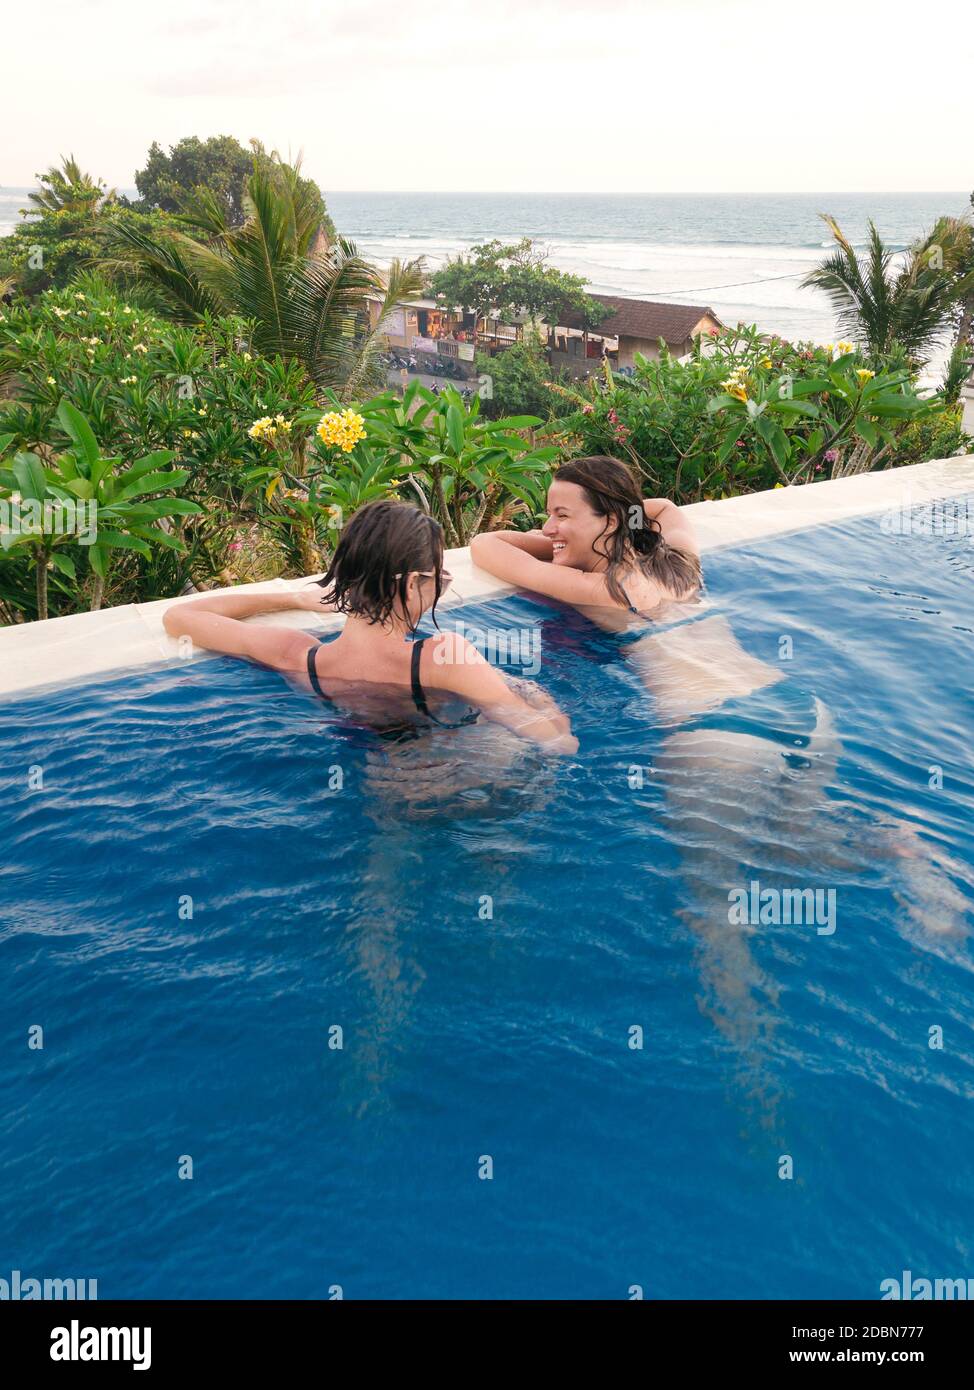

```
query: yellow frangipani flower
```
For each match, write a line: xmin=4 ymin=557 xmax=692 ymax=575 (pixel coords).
xmin=248 ymin=414 xmax=293 ymax=443
xmin=248 ymin=416 xmax=274 ymax=441
xmin=316 ymin=408 xmax=367 ymax=451
xmin=855 ymin=368 xmax=875 ymax=383
xmin=721 ymin=380 xmax=748 ymax=403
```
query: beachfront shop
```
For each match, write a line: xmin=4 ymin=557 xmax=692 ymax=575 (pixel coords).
xmin=368 ymin=296 xmax=471 ymax=377
xmin=368 ymin=296 xmax=524 ymax=378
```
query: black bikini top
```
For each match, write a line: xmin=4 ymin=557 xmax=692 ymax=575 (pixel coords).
xmin=306 ymin=636 xmax=480 ymax=730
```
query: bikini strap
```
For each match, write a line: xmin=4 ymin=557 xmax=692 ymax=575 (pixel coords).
xmin=410 ymin=637 xmax=431 ymax=716
xmin=306 ymin=643 xmax=326 ymax=698
xmin=618 ymin=581 xmax=639 ymax=615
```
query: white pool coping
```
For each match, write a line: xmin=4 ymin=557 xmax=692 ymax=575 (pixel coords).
xmin=2 ymin=453 xmax=973 ymax=699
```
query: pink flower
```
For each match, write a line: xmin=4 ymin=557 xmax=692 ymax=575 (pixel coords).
xmin=824 ymin=449 xmax=839 ymax=464
xmin=581 ymin=404 xmax=594 ymax=415
xmin=228 ymin=541 xmax=243 ymax=552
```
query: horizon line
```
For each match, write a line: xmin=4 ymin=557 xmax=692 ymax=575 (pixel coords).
xmin=1 ymin=185 xmax=969 ymax=199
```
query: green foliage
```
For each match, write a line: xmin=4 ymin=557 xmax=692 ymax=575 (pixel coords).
xmin=242 ymin=381 xmax=559 ymax=551
xmin=0 ymin=188 xmax=187 ymax=301
xmin=884 ymin=402 xmax=971 ymax=468
xmin=0 ymin=278 xmax=319 ymax=614
xmin=353 ymin=381 xmax=558 ymax=545
xmin=28 ymin=155 xmax=116 ymax=215
xmin=801 ymin=213 xmax=974 ymax=365
xmin=550 ymin=325 xmax=940 ymax=500
xmin=938 ymin=340 xmax=974 ymax=407
xmin=103 ymin=154 xmax=421 ymax=396
xmin=431 ymin=238 xmax=609 ymax=341
xmin=474 ymin=337 xmax=574 ymax=422
xmin=133 ymin=135 xmax=336 ymax=239
xmin=0 ymin=400 xmax=201 ymax=620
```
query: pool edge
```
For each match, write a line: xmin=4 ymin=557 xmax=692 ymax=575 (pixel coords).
xmin=3 ymin=454 xmax=973 ymax=698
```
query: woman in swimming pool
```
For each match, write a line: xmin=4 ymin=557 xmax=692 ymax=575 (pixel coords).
xmin=470 ymin=454 xmax=702 ymax=628
xmin=470 ymin=454 xmax=780 ymax=718
xmin=474 ymin=456 xmax=965 ymax=1067
xmin=163 ymin=499 xmax=577 ymax=752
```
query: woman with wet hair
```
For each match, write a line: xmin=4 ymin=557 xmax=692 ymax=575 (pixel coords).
xmin=470 ymin=455 xmax=702 ymax=626
xmin=470 ymin=454 xmax=783 ymax=716
xmin=163 ymin=499 xmax=576 ymax=752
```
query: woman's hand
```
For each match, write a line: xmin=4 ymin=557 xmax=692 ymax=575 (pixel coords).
xmin=293 ymin=585 xmax=334 ymax=612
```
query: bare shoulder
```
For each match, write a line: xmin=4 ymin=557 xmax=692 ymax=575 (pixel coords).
xmin=650 ymin=499 xmax=699 ymax=556
xmin=421 ymin=631 xmax=510 ymax=699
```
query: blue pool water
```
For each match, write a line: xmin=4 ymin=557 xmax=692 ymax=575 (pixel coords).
xmin=2 ymin=503 xmax=973 ymax=1300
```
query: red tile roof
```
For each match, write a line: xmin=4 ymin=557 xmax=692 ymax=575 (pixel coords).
xmin=557 ymin=295 xmax=722 ymax=343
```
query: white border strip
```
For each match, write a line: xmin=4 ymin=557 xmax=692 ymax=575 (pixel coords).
xmin=2 ymin=453 xmax=972 ymax=699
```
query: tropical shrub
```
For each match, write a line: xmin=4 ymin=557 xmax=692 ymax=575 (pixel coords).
xmin=0 ymin=277 xmax=325 ymax=608
xmin=241 ymin=381 xmax=560 ymax=554
xmin=474 ymin=337 xmax=574 ymax=422
xmin=101 ymin=153 xmax=423 ymax=398
xmin=883 ymin=404 xmax=971 ymax=469
xmin=0 ymin=402 xmax=201 ymax=621
xmin=353 ymin=382 xmax=559 ymax=545
xmin=0 ymin=275 xmax=319 ymax=497
xmin=550 ymin=325 xmax=941 ymax=500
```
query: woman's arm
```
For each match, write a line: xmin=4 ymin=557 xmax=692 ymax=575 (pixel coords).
xmin=478 ymin=529 xmax=554 ymax=560
xmin=643 ymin=497 xmax=698 ymax=555
xmin=470 ymin=532 xmax=605 ymax=606
xmin=162 ymin=586 xmax=332 ymax=671
xmin=428 ymin=633 xmax=578 ymax=754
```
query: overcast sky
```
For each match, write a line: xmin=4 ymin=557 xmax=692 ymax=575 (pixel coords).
xmin=5 ymin=0 xmax=970 ymax=193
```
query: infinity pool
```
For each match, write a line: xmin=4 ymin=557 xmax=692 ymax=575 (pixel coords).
xmin=2 ymin=502 xmax=972 ymax=1298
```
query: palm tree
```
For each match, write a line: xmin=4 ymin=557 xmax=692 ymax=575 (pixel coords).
xmin=938 ymin=339 xmax=974 ymax=406
xmin=927 ymin=211 xmax=974 ymax=353
xmin=801 ymin=214 xmax=973 ymax=364
xmin=29 ymin=155 xmax=117 ymax=216
xmin=103 ymin=150 xmax=423 ymax=398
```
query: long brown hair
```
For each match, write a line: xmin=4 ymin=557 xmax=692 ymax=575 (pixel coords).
xmin=553 ymin=456 xmax=700 ymax=604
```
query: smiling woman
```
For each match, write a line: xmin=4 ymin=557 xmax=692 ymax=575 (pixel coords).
xmin=469 ymin=455 xmax=701 ymax=622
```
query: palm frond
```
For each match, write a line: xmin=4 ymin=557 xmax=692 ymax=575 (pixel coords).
xmin=802 ymin=214 xmax=961 ymax=361
xmin=173 ymin=185 xmax=234 ymax=241
xmin=284 ymin=239 xmax=384 ymax=392
xmin=98 ymin=220 xmax=221 ymax=322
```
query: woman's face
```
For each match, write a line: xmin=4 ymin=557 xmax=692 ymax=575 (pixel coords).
xmin=542 ymin=480 xmax=613 ymax=570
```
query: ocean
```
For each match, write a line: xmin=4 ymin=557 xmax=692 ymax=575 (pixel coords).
xmin=3 ymin=186 xmax=968 ymax=354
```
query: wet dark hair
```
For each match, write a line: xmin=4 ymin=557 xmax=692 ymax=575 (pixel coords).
xmin=553 ymin=455 xmax=701 ymax=603
xmin=315 ymin=499 xmax=444 ymax=629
